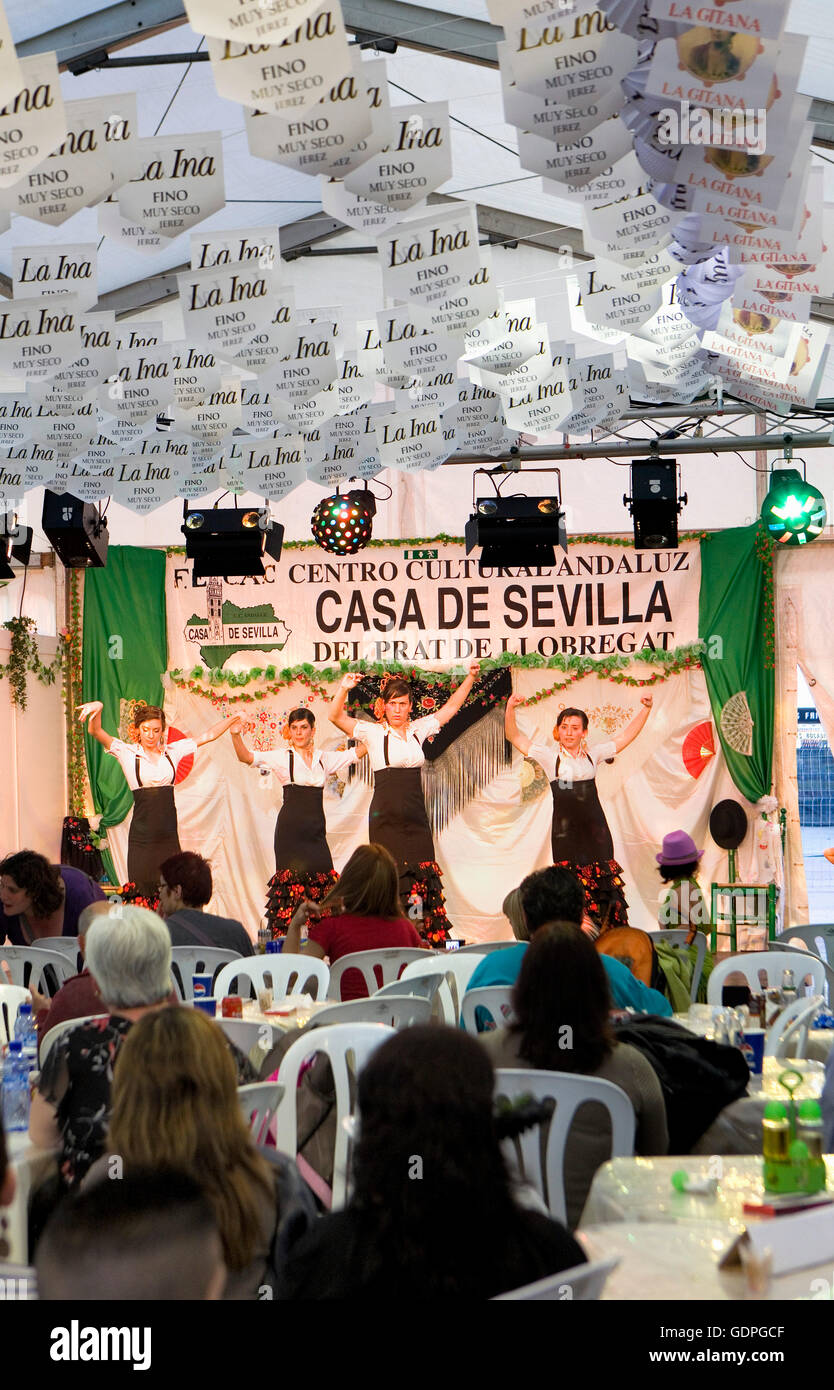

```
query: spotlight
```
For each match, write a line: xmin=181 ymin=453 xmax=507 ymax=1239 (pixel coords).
xmin=311 ymin=485 xmax=375 ymax=555
xmin=0 ymin=513 xmax=33 ymax=580
xmin=465 ymin=468 xmax=567 ymax=572
xmin=181 ymin=505 xmax=284 ymax=581
xmin=760 ymin=468 xmax=826 ymax=546
xmin=624 ymin=461 xmax=686 ymax=549
xmin=42 ymin=490 xmax=109 ymax=568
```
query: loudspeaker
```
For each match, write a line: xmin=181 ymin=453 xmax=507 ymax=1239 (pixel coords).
xmin=627 ymin=461 xmax=681 ymax=549
xmin=42 ymin=491 xmax=109 ymax=568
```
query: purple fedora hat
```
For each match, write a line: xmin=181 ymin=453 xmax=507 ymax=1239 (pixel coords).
xmin=656 ymin=830 xmax=704 ymax=866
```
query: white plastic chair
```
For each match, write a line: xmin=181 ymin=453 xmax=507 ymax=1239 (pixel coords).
xmin=492 ymin=1256 xmax=620 ymax=1301
xmin=765 ymin=993 xmax=824 ymax=1059
xmin=326 ymin=947 xmax=428 ymax=1001
xmin=307 ymin=995 xmax=433 ymax=1030
xmin=653 ymin=929 xmax=707 ymax=1003
xmin=461 ymin=986 xmax=515 ymax=1035
xmin=42 ymin=937 xmax=83 ymax=970
xmin=375 ymin=974 xmax=455 ymax=1026
xmin=400 ymin=953 xmax=485 ymax=1023
xmin=170 ymin=946 xmax=242 ymax=1000
xmin=0 ymin=983 xmax=30 ymax=1045
xmin=238 ymin=1081 xmax=285 ymax=1147
xmin=39 ymin=1013 xmax=109 ymax=1065
xmin=768 ymin=940 xmax=834 ymax=1005
xmin=213 ymin=954 xmax=330 ymax=1001
xmin=273 ymin=1022 xmax=393 ymax=1208
xmin=493 ymin=1069 xmax=636 ymax=1226
xmin=707 ymin=950 xmax=826 ymax=1004
xmin=455 ymin=941 xmax=517 ymax=954
xmin=0 ymin=945 xmax=77 ymax=996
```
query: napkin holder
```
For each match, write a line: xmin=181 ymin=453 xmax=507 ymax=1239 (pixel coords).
xmin=719 ymin=1204 xmax=834 ymax=1276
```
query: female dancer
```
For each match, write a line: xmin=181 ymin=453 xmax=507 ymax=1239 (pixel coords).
xmin=228 ymin=707 xmax=365 ymax=936
xmin=76 ymin=701 xmax=230 ymax=899
xmin=504 ymin=693 xmax=653 ymax=932
xmin=329 ymin=662 xmax=480 ymax=943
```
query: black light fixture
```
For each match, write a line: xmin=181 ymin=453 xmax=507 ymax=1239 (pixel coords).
xmin=465 ymin=467 xmax=567 ymax=572
xmin=181 ymin=504 xmax=284 ymax=582
xmin=0 ymin=512 xmax=33 ymax=580
xmin=42 ymin=491 xmax=109 ymax=568
xmin=624 ymin=459 xmax=687 ymax=549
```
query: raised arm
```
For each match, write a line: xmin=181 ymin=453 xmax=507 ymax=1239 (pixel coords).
xmin=329 ymin=672 xmax=361 ymax=736
xmin=504 ymin=692 xmax=531 ymax=756
xmin=612 ymin=694 xmax=653 ymax=754
xmin=76 ymin=700 xmax=115 ymax=751
xmin=435 ymin=660 xmax=480 ymax=728
xmin=226 ymin=714 xmax=254 ymax=765
xmin=195 ymin=715 xmax=233 ymax=748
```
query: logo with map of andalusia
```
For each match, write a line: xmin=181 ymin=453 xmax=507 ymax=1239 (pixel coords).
xmin=184 ymin=576 xmax=292 ymax=668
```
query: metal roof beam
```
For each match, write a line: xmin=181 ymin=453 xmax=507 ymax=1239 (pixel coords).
xmin=15 ymin=0 xmax=188 ymax=67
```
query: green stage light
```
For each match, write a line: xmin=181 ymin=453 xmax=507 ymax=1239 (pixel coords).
xmin=760 ymin=468 xmax=827 ymax=546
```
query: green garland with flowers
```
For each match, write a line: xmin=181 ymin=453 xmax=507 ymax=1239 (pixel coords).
xmin=165 ymin=531 xmax=712 ymax=555
xmin=0 ymin=616 xmax=65 ymax=711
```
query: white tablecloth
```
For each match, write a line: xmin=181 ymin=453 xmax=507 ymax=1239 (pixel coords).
xmin=2 ymin=1132 xmax=57 ymax=1265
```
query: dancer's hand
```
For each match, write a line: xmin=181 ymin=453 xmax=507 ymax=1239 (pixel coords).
xmin=506 ymin=692 xmax=524 ymax=711
xmin=640 ymin=694 xmax=653 ymax=710
xmin=341 ymin=672 xmax=362 ymax=690
xmin=354 ymin=742 xmax=368 ymax=760
xmin=466 ymin=660 xmax=480 ymax=679
xmin=76 ymin=701 xmax=103 ymax=723
xmin=227 ymin=714 xmax=246 ymax=734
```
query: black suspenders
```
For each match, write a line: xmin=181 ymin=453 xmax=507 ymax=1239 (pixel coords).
xmin=134 ymin=751 xmax=175 ymax=788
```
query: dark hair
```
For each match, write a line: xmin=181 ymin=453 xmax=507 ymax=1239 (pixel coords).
xmin=519 ymin=865 xmax=583 ymax=934
xmin=321 ymin=843 xmax=403 ymax=919
xmin=349 ymin=1027 xmax=541 ymax=1296
xmin=510 ymin=923 xmax=615 ymax=1073
xmin=35 ymin=1169 xmax=223 ymax=1301
xmin=556 ymin=707 xmax=588 ymax=730
xmin=159 ymin=851 xmax=212 ymax=908
xmin=287 ymin=707 xmax=314 ymax=728
xmin=132 ymin=704 xmax=166 ymax=732
xmin=382 ymin=680 xmax=412 ymax=704
xmin=658 ymin=860 xmax=700 ymax=882
xmin=0 ymin=850 xmax=63 ymax=917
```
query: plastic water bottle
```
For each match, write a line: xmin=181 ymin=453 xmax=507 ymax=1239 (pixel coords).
xmin=257 ymin=921 xmax=269 ymax=954
xmin=14 ymin=1003 xmax=38 ymax=1072
xmin=781 ymin=969 xmax=798 ymax=1007
xmin=2 ymin=1041 xmax=31 ymax=1133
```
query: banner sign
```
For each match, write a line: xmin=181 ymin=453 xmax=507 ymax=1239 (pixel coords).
xmin=166 ymin=538 xmax=701 ymax=669
xmin=118 ymin=133 xmax=225 ymax=239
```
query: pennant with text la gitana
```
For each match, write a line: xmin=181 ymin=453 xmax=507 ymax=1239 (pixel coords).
xmin=6 ymin=93 xmax=137 ymax=226
xmin=184 ymin=0 xmax=332 ymax=45
xmin=265 ymin=321 xmax=338 ymax=401
xmin=702 ymin=301 xmax=803 ymax=385
xmin=715 ymin=320 xmax=828 ymax=413
xmin=375 ymin=405 xmax=449 ymax=472
xmin=178 ymin=258 xmax=286 ymax=362
xmin=0 ymin=54 xmax=67 ymax=190
xmin=510 ymin=10 xmax=638 ymax=101
xmin=244 ymin=51 xmax=374 ymax=176
xmin=645 ymin=26 xmax=790 ymax=110
xmin=320 ymin=176 xmax=394 ymax=236
xmin=106 ymin=453 xmax=186 ymax=515
xmin=344 ymin=101 xmax=451 ymax=214
xmin=118 ymin=133 xmax=225 ymax=239
xmin=647 ymin=0 xmax=790 ymax=41
xmin=12 ymin=242 xmax=98 ymax=314
xmin=207 ymin=7 xmax=351 ymax=118
xmin=0 ymin=294 xmax=81 ymax=382
xmin=27 ymin=389 xmax=98 ymax=462
xmin=584 ymin=189 xmax=673 ymax=264
xmin=518 ymin=117 xmax=631 ymax=187
xmin=229 ymin=435 xmax=308 ymax=502
xmin=733 ymin=266 xmax=811 ymax=325
xmin=377 ymin=202 xmax=482 ymax=313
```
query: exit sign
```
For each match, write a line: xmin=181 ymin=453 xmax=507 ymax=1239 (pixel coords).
xmin=403 ymin=548 xmax=438 ymax=559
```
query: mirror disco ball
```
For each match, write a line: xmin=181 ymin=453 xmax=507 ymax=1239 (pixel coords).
xmin=310 ymin=493 xmax=374 ymax=554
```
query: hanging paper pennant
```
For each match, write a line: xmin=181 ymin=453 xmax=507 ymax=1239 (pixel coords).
xmin=236 ymin=295 xmax=297 ymax=376
xmin=239 ymin=384 xmax=277 ymax=436
xmin=0 ymin=395 xmax=32 ymax=448
xmin=449 ymin=384 xmax=510 ymax=455
xmin=12 ymin=243 xmax=98 ymax=313
xmin=334 ymin=352 xmax=374 ymax=413
xmin=646 ymin=26 xmax=785 ymax=110
xmin=271 ymin=381 xmax=341 ymax=430
xmin=702 ymin=300 xmax=802 ymax=382
xmin=244 ymin=50 xmax=374 ymax=174
xmin=191 ymin=225 xmax=280 ymax=270
xmin=232 ymin=435 xmax=307 ymax=501
xmin=501 ymin=51 xmax=623 ymax=142
xmin=344 ymin=102 xmax=451 ymax=214
xmin=584 ymin=188 xmax=674 ymax=263
xmin=518 ymin=117 xmax=631 ymax=186
xmin=0 ymin=54 xmax=67 ymax=191
xmin=0 ymin=294 xmax=81 ymax=382
xmin=628 ymin=352 xmax=712 ymax=401
xmin=466 ymin=300 xmax=548 ymax=377
xmin=5 ymin=94 xmax=137 ymax=226
xmin=184 ymin=0 xmax=331 ymax=44
xmin=174 ymin=378 xmax=243 ymax=451
xmin=510 ymin=10 xmax=638 ymax=101
xmin=376 ymin=202 xmax=481 ymax=312
xmin=107 ymin=453 xmax=186 ymax=514
xmin=560 ymin=348 xmax=629 ymax=433
xmin=28 ymin=390 xmax=98 ymax=462
xmin=170 ymin=342 xmax=222 ymax=413
xmin=375 ymin=404 xmax=449 ymax=472
xmin=320 ymin=177 xmax=394 ymax=235
xmin=118 ymin=134 xmax=225 ymax=240
xmin=0 ymin=443 xmax=58 ymax=497
xmin=207 ymin=6 xmax=351 ymax=117
xmin=266 ymin=322 xmax=337 ymax=403
xmin=178 ymin=258 xmax=286 ymax=362
xmin=98 ymin=193 xmax=165 ymax=256
xmin=732 ymin=267 xmax=811 ymax=325
xmin=715 ymin=321 xmax=828 ymax=412
xmin=377 ymin=307 xmax=461 ymax=391
xmin=500 ymin=351 xmax=575 ymax=435
xmin=99 ymin=341 xmax=175 ymax=442
xmin=579 ymin=251 xmax=680 ymax=330
xmin=648 ymin=0 xmax=789 ymax=41
xmin=327 ymin=57 xmax=394 ymax=176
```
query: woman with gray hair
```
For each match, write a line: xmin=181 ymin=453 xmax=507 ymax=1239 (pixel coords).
xmin=29 ymin=906 xmax=175 ymax=1191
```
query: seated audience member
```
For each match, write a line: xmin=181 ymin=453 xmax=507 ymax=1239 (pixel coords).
xmin=480 ymin=924 xmax=669 ymax=1228
xmin=158 ymin=852 xmax=253 ymax=957
xmin=36 ymin=1169 xmax=226 ymax=1300
xmin=29 ymin=907 xmax=176 ymax=1191
xmin=283 ymin=844 xmax=426 ymax=1000
xmin=30 ymin=901 xmax=112 ymax=1037
xmin=467 ymin=866 xmax=673 ymax=1017
xmin=98 ymin=1008 xmax=316 ymax=1299
xmin=0 ymin=850 xmax=105 ymax=945
xmin=280 ymin=1026 xmax=585 ymax=1300
xmin=0 ymin=1121 xmax=36 ymax=1296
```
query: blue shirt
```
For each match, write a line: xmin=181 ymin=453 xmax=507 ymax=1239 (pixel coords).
xmin=466 ymin=943 xmax=673 ymax=1016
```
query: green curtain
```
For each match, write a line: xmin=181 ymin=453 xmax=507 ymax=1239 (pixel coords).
xmin=698 ymin=525 xmax=773 ymax=802
xmin=82 ymin=548 xmax=168 ymax=876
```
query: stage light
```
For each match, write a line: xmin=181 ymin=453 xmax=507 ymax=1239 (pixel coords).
xmin=42 ymin=491 xmax=109 ymax=569
xmin=181 ymin=505 xmax=284 ymax=581
xmin=624 ymin=460 xmax=686 ymax=549
xmin=464 ymin=467 xmax=568 ymax=572
xmin=0 ymin=513 xmax=32 ymax=580
xmin=311 ymin=486 xmax=375 ymax=555
xmin=760 ymin=468 xmax=826 ymax=546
